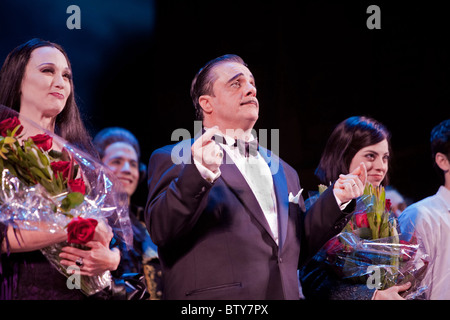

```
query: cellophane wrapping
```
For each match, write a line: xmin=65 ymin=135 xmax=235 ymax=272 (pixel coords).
xmin=303 ymin=184 xmax=429 ymax=299
xmin=0 ymin=105 xmax=133 ymax=295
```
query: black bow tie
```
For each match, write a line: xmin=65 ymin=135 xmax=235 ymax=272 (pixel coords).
xmin=233 ymin=138 xmax=259 ymax=157
xmin=204 ymin=128 xmax=259 ymax=157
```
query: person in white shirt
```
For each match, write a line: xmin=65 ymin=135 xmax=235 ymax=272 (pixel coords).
xmin=399 ymin=119 xmax=450 ymax=299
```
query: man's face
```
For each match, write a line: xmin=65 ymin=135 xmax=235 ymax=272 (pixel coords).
xmin=102 ymin=142 xmax=139 ymax=197
xmin=202 ymin=62 xmax=259 ymax=132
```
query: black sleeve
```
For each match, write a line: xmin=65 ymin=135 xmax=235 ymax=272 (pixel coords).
xmin=144 ymin=148 xmax=213 ymax=248
xmin=300 ymin=186 xmax=355 ymax=265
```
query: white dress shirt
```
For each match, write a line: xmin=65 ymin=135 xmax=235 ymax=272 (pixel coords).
xmin=398 ymin=186 xmax=450 ymax=299
xmin=193 ymin=133 xmax=279 ymax=245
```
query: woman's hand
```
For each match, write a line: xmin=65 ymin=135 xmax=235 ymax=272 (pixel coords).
xmin=372 ymin=282 xmax=412 ymax=300
xmin=59 ymin=242 xmax=121 ymax=276
xmin=92 ymin=219 xmax=114 ymax=247
xmin=333 ymin=162 xmax=367 ymax=204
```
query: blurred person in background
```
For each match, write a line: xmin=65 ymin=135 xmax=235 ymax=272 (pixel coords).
xmin=94 ymin=127 xmax=162 ymax=299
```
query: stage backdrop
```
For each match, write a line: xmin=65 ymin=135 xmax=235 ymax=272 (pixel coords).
xmin=0 ymin=0 xmax=448 ymax=206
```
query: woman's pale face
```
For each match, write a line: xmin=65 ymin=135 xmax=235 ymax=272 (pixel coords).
xmin=349 ymin=139 xmax=390 ymax=187
xmin=20 ymin=46 xmax=71 ymax=118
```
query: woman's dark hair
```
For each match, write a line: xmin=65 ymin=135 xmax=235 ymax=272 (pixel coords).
xmin=190 ymin=54 xmax=246 ymax=121
xmin=315 ymin=116 xmax=391 ymax=185
xmin=0 ymin=38 xmax=96 ymax=156
xmin=430 ymin=119 xmax=450 ymax=184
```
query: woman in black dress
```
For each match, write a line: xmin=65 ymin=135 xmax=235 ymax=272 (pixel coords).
xmin=300 ymin=116 xmax=410 ymax=300
xmin=0 ymin=38 xmax=120 ymax=300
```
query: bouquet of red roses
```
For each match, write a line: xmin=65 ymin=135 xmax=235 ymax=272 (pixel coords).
xmin=0 ymin=117 xmax=87 ymax=224
xmin=305 ymin=184 xmax=429 ymax=299
xmin=40 ymin=217 xmax=113 ymax=296
xmin=0 ymin=107 xmax=133 ymax=295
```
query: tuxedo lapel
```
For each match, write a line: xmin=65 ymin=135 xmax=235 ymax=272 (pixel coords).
xmin=219 ymin=153 xmax=277 ymax=245
xmin=259 ymin=148 xmax=289 ymax=251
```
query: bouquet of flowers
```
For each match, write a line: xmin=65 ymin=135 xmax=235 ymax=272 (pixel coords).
xmin=304 ymin=184 xmax=429 ymax=299
xmin=0 ymin=107 xmax=133 ymax=296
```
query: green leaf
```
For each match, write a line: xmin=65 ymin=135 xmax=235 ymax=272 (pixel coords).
xmin=36 ymin=148 xmax=50 ymax=167
xmin=367 ymin=211 xmax=379 ymax=239
xmin=48 ymin=149 xmax=63 ymax=159
xmin=39 ymin=178 xmax=57 ymax=194
xmin=358 ymin=227 xmax=372 ymax=240
xmin=56 ymin=172 xmax=64 ymax=191
xmin=3 ymin=162 xmax=18 ymax=178
xmin=60 ymin=192 xmax=84 ymax=212
xmin=11 ymin=124 xmax=22 ymax=137
xmin=29 ymin=167 xmax=47 ymax=180
xmin=3 ymin=136 xmax=16 ymax=145
xmin=72 ymin=164 xmax=79 ymax=180
xmin=23 ymin=151 xmax=40 ymax=168
xmin=42 ymin=166 xmax=52 ymax=180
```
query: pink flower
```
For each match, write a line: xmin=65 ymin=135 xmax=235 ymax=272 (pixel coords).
xmin=385 ymin=198 xmax=392 ymax=211
xmin=355 ymin=212 xmax=369 ymax=228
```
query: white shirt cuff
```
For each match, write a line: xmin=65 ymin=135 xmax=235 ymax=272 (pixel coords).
xmin=333 ymin=189 xmax=351 ymax=211
xmin=193 ymin=158 xmax=221 ymax=183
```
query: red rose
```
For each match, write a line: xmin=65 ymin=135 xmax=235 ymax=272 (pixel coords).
xmin=30 ymin=133 xmax=53 ymax=151
xmin=67 ymin=217 xmax=98 ymax=245
xmin=355 ymin=212 xmax=369 ymax=228
xmin=325 ymin=237 xmax=343 ymax=256
xmin=51 ymin=161 xmax=71 ymax=180
xmin=68 ymin=178 xmax=86 ymax=195
xmin=0 ymin=117 xmax=23 ymax=136
xmin=385 ymin=198 xmax=392 ymax=212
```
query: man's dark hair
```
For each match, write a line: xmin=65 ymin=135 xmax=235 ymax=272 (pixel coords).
xmin=430 ymin=119 xmax=450 ymax=183
xmin=190 ymin=54 xmax=246 ymax=121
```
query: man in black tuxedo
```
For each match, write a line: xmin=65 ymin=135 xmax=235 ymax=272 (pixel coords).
xmin=145 ymin=54 xmax=366 ymax=300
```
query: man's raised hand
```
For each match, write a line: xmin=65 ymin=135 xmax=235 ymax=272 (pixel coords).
xmin=191 ymin=126 xmax=223 ymax=174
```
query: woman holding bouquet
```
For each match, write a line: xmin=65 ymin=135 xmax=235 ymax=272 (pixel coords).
xmin=300 ymin=116 xmax=411 ymax=300
xmin=0 ymin=38 xmax=121 ymax=299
